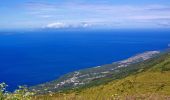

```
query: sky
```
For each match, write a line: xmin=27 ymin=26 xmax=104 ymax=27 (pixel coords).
xmin=0 ymin=0 xmax=170 ymax=30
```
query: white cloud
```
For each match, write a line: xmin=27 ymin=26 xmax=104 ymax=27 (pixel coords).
xmin=46 ymin=22 xmax=68 ymax=29
xmin=45 ymin=22 xmax=92 ymax=29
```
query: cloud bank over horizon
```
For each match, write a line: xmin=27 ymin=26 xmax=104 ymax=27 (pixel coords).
xmin=0 ymin=0 xmax=170 ymax=29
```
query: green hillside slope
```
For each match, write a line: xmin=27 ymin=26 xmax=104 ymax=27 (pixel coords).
xmin=31 ymin=51 xmax=160 ymax=94
xmin=34 ymin=52 xmax=170 ymax=100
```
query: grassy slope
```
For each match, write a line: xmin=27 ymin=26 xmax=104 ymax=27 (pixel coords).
xmin=34 ymin=52 xmax=170 ymax=100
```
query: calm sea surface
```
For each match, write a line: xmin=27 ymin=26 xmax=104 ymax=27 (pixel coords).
xmin=0 ymin=29 xmax=170 ymax=90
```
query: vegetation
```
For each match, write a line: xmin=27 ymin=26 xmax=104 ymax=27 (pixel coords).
xmin=1 ymin=51 xmax=170 ymax=100
xmin=34 ymin=52 xmax=170 ymax=100
xmin=0 ymin=83 xmax=34 ymax=100
xmin=31 ymin=51 xmax=159 ymax=94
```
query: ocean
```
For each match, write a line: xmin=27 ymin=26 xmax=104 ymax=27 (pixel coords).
xmin=0 ymin=29 xmax=170 ymax=90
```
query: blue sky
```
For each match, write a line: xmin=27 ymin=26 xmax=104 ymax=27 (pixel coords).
xmin=1 ymin=0 xmax=170 ymax=29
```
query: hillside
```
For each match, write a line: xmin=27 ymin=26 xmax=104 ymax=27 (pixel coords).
xmin=34 ymin=50 xmax=170 ymax=100
xmin=31 ymin=51 xmax=159 ymax=94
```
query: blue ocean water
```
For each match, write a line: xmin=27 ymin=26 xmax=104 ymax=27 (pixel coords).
xmin=0 ymin=29 xmax=170 ymax=90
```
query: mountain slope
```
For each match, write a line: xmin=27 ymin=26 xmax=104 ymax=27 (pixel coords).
xmin=31 ymin=51 xmax=159 ymax=94
xmin=34 ymin=51 xmax=170 ymax=100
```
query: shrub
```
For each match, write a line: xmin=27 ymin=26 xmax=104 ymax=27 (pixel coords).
xmin=0 ymin=83 xmax=34 ymax=100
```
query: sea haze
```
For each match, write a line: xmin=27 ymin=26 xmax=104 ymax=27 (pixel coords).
xmin=0 ymin=29 xmax=170 ymax=90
